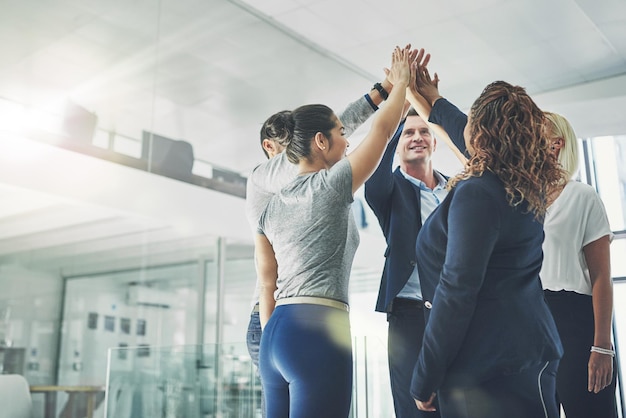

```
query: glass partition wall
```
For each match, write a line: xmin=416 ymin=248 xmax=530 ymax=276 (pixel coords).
xmin=2 ymin=233 xmax=260 ymax=418
xmin=104 ymin=338 xmax=391 ymax=418
xmin=56 ymin=242 xmax=260 ymax=418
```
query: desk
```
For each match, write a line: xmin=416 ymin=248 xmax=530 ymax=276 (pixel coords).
xmin=30 ymin=385 xmax=105 ymax=418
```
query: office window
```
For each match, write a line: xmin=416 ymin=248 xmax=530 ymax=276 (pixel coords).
xmin=583 ymin=135 xmax=626 ymax=232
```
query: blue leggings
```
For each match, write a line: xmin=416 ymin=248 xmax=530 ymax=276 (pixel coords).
xmin=259 ymin=304 xmax=353 ymax=418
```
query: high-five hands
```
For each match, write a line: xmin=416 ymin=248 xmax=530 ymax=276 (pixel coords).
xmin=385 ymin=44 xmax=412 ymax=88
xmin=411 ymin=50 xmax=442 ymax=106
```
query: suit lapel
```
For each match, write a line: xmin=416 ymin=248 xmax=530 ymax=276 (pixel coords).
xmin=393 ymin=168 xmax=422 ymax=228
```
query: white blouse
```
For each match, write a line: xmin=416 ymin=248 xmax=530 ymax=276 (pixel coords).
xmin=540 ymin=181 xmax=613 ymax=295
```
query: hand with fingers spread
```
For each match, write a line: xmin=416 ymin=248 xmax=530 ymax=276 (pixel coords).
xmin=413 ymin=55 xmax=442 ymax=107
xmin=385 ymin=45 xmax=412 ymax=88
xmin=402 ymin=47 xmax=468 ymax=165
xmin=407 ymin=46 xmax=425 ymax=69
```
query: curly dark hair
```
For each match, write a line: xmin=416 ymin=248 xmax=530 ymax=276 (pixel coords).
xmin=448 ymin=81 xmax=565 ymax=218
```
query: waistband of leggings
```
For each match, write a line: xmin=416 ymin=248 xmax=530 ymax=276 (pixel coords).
xmin=275 ymin=296 xmax=349 ymax=312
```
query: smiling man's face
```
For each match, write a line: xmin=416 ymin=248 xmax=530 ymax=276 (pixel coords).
xmin=397 ymin=115 xmax=436 ymax=165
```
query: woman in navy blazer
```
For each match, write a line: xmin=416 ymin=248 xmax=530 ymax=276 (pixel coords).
xmin=410 ymin=81 xmax=564 ymax=418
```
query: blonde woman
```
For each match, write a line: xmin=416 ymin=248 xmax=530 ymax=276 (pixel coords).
xmin=542 ymin=112 xmax=616 ymax=418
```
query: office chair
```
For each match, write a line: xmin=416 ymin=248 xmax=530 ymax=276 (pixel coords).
xmin=0 ymin=374 xmax=33 ymax=418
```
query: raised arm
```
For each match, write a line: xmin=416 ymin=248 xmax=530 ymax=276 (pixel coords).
xmin=403 ymin=49 xmax=434 ymax=122
xmin=415 ymin=65 xmax=468 ymax=152
xmin=409 ymin=55 xmax=467 ymax=164
xmin=338 ymin=77 xmax=393 ymax=137
xmin=348 ymin=46 xmax=411 ymax=193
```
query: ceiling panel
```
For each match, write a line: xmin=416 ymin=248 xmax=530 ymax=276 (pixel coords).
xmin=575 ymin=0 xmax=626 ymax=27
xmin=239 ymin=0 xmax=302 ymax=15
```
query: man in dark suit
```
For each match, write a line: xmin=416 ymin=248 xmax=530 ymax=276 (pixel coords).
xmin=365 ymin=106 xmax=466 ymax=418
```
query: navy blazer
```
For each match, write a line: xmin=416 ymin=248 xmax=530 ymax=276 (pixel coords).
xmin=409 ymin=101 xmax=563 ymax=401
xmin=364 ymin=100 xmax=467 ymax=313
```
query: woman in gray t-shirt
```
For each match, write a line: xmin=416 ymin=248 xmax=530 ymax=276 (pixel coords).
xmin=255 ymin=46 xmax=413 ymax=418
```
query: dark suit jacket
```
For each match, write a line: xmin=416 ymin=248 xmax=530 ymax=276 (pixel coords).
xmin=409 ymin=102 xmax=563 ymax=402
xmin=364 ymin=100 xmax=467 ymax=313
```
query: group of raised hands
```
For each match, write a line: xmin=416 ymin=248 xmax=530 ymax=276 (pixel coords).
xmin=384 ymin=44 xmax=468 ymax=165
xmin=385 ymin=44 xmax=442 ymax=107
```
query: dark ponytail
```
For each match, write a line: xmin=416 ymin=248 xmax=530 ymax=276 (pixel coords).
xmin=285 ymin=104 xmax=335 ymax=164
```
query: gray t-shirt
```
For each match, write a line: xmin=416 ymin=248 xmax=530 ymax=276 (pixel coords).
xmin=245 ymin=152 xmax=298 ymax=234
xmin=245 ymin=95 xmax=376 ymax=306
xmin=258 ymin=158 xmax=359 ymax=304
xmin=245 ymin=95 xmax=375 ymax=232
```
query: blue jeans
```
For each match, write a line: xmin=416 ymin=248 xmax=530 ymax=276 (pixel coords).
xmin=246 ymin=307 xmax=264 ymax=417
xmin=260 ymin=304 xmax=352 ymax=418
xmin=246 ymin=309 xmax=262 ymax=369
xmin=438 ymin=360 xmax=560 ymax=418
